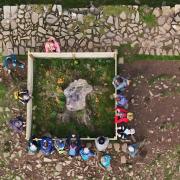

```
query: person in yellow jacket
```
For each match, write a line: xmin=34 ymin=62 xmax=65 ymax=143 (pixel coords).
xmin=14 ymin=89 xmax=31 ymax=105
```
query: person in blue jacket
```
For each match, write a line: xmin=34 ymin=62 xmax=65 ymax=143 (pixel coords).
xmin=112 ymin=75 xmax=131 ymax=93
xmin=3 ymin=53 xmax=24 ymax=71
xmin=40 ymin=137 xmax=55 ymax=156
xmin=115 ymin=94 xmax=128 ymax=109
xmin=79 ymin=147 xmax=95 ymax=161
xmin=100 ymin=154 xmax=112 ymax=170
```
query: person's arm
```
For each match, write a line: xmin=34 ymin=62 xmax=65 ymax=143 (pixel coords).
xmin=45 ymin=43 xmax=50 ymax=52
xmin=115 ymin=116 xmax=129 ymax=124
xmin=54 ymin=42 xmax=60 ymax=52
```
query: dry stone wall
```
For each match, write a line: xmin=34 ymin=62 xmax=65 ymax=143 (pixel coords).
xmin=0 ymin=4 xmax=180 ymax=55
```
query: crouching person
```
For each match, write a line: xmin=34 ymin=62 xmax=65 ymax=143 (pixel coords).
xmin=112 ymin=75 xmax=131 ymax=93
xmin=14 ymin=89 xmax=31 ymax=105
xmin=66 ymin=134 xmax=81 ymax=157
xmin=9 ymin=116 xmax=25 ymax=133
xmin=45 ymin=37 xmax=61 ymax=53
xmin=27 ymin=136 xmax=40 ymax=155
xmin=79 ymin=147 xmax=95 ymax=161
xmin=100 ymin=154 xmax=112 ymax=171
xmin=40 ymin=137 xmax=55 ymax=156
xmin=54 ymin=138 xmax=66 ymax=155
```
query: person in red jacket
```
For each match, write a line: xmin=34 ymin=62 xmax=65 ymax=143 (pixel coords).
xmin=114 ymin=107 xmax=133 ymax=124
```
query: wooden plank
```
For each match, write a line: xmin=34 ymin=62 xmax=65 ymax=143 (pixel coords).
xmin=31 ymin=52 xmax=115 ymax=59
xmin=26 ymin=52 xmax=34 ymax=140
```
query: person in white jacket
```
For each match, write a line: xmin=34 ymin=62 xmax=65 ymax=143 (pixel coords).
xmin=95 ymin=136 xmax=109 ymax=152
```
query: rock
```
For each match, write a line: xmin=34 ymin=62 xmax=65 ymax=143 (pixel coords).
xmin=163 ymin=24 xmax=171 ymax=31
xmin=31 ymin=12 xmax=39 ymax=24
xmin=57 ymin=5 xmax=62 ymax=15
xmin=157 ymin=16 xmax=166 ymax=26
xmin=113 ymin=143 xmax=120 ymax=152
xmin=88 ymin=41 xmax=93 ymax=49
xmin=162 ymin=6 xmax=172 ymax=16
xmin=121 ymin=156 xmax=127 ymax=164
xmin=64 ymin=79 xmax=93 ymax=111
xmin=153 ymin=8 xmax=161 ymax=17
xmin=135 ymin=11 xmax=139 ymax=23
xmin=46 ymin=14 xmax=58 ymax=24
xmin=3 ymin=6 xmax=11 ymax=19
xmin=0 ymin=107 xmax=3 ymax=112
xmin=3 ymin=152 xmax=10 ymax=158
xmin=11 ymin=20 xmax=17 ymax=30
xmin=107 ymin=16 xmax=113 ymax=24
xmin=119 ymin=12 xmax=126 ymax=20
xmin=68 ymin=38 xmax=75 ymax=47
xmin=121 ymin=143 xmax=127 ymax=153
xmin=77 ymin=14 xmax=83 ymax=23
xmin=19 ymin=5 xmax=26 ymax=9
xmin=106 ymin=31 xmax=115 ymax=38
xmin=55 ymin=163 xmax=62 ymax=172
xmin=44 ymin=157 xmax=52 ymax=162
xmin=38 ymin=27 xmax=46 ymax=34
xmin=118 ymin=57 xmax=124 ymax=64
xmin=1 ymin=19 xmax=10 ymax=30
xmin=15 ymin=176 xmax=21 ymax=180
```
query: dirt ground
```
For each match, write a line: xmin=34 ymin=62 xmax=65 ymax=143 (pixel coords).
xmin=121 ymin=61 xmax=180 ymax=178
xmin=0 ymin=60 xmax=180 ymax=180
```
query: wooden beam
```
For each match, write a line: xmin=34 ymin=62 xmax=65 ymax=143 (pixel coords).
xmin=26 ymin=51 xmax=34 ymax=140
xmin=31 ymin=52 xmax=116 ymax=59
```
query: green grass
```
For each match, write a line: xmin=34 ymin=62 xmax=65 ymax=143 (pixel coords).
xmin=32 ymin=58 xmax=115 ymax=138
xmin=139 ymin=7 xmax=157 ymax=27
xmin=0 ymin=0 xmax=179 ymax=8
xmin=103 ymin=5 xmax=135 ymax=16
xmin=0 ymin=83 xmax=7 ymax=100
xmin=148 ymin=74 xmax=172 ymax=85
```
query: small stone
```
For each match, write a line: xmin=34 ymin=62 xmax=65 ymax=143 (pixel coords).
xmin=135 ymin=11 xmax=139 ymax=23
xmin=121 ymin=156 xmax=126 ymax=164
xmin=158 ymin=16 xmax=166 ymax=26
xmin=31 ymin=12 xmax=39 ymax=24
xmin=46 ymin=14 xmax=58 ymax=24
xmin=55 ymin=163 xmax=62 ymax=172
xmin=163 ymin=84 xmax=168 ymax=89
xmin=38 ymin=27 xmax=46 ymax=34
xmin=0 ymin=107 xmax=3 ymax=112
xmin=118 ymin=57 xmax=124 ymax=64
xmin=57 ymin=5 xmax=62 ymax=15
xmin=44 ymin=157 xmax=52 ymax=162
xmin=113 ymin=143 xmax=120 ymax=152
xmin=119 ymin=12 xmax=126 ymax=20
xmin=15 ymin=176 xmax=21 ymax=180
xmin=153 ymin=8 xmax=161 ymax=17
xmin=3 ymin=152 xmax=10 ymax=158
xmin=121 ymin=143 xmax=127 ymax=153
xmin=107 ymin=16 xmax=113 ymax=24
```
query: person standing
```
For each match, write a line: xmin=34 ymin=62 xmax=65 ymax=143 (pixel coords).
xmin=95 ymin=136 xmax=109 ymax=152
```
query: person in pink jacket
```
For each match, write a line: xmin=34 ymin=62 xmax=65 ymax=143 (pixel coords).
xmin=45 ymin=37 xmax=61 ymax=53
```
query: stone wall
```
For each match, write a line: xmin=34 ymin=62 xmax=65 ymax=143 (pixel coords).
xmin=0 ymin=4 xmax=180 ymax=55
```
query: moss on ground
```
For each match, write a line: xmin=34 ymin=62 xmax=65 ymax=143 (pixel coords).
xmin=33 ymin=58 xmax=115 ymax=138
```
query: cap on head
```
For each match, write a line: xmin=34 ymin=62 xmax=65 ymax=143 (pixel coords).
xmin=98 ymin=136 xmax=105 ymax=145
xmin=128 ymin=145 xmax=135 ymax=152
xmin=127 ymin=112 xmax=134 ymax=121
xmin=130 ymin=128 xmax=135 ymax=135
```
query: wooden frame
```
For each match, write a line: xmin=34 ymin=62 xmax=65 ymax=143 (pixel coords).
xmin=26 ymin=51 xmax=118 ymax=140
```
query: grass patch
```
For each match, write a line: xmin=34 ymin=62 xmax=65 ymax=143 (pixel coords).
xmin=32 ymin=58 xmax=115 ymax=138
xmin=148 ymin=74 xmax=172 ymax=85
xmin=139 ymin=6 xmax=157 ymax=27
xmin=0 ymin=83 xmax=7 ymax=100
xmin=0 ymin=0 xmax=179 ymax=8
xmin=103 ymin=5 xmax=135 ymax=16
